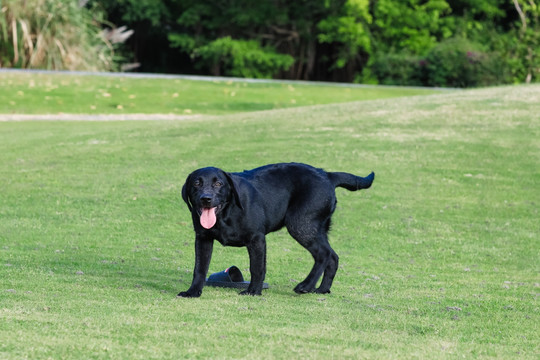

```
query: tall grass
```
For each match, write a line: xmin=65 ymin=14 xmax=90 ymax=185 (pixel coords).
xmin=0 ymin=0 xmax=119 ymax=71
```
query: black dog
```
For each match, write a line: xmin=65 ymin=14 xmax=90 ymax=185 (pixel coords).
xmin=178 ymin=163 xmax=374 ymax=297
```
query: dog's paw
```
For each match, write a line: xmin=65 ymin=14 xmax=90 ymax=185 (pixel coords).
xmin=315 ymin=288 xmax=331 ymax=294
xmin=294 ymin=283 xmax=315 ymax=294
xmin=239 ymin=290 xmax=262 ymax=296
xmin=177 ymin=290 xmax=202 ymax=298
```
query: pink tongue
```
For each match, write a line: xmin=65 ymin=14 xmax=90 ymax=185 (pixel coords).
xmin=200 ymin=207 xmax=217 ymax=229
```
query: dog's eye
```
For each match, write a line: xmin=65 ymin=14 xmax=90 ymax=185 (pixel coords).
xmin=214 ymin=181 xmax=223 ymax=188
xmin=193 ymin=180 xmax=202 ymax=187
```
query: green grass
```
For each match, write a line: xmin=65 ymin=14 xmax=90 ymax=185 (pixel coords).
xmin=0 ymin=71 xmax=440 ymax=115
xmin=0 ymin=72 xmax=539 ymax=359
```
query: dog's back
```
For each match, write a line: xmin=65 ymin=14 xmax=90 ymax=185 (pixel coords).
xmin=230 ymin=163 xmax=374 ymax=233
xmin=230 ymin=163 xmax=330 ymax=232
xmin=233 ymin=162 xmax=374 ymax=195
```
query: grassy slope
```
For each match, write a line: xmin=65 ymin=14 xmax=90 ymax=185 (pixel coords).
xmin=0 ymin=82 xmax=539 ymax=359
xmin=0 ymin=71 xmax=440 ymax=115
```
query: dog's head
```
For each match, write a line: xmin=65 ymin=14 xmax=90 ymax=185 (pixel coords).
xmin=182 ymin=167 xmax=243 ymax=229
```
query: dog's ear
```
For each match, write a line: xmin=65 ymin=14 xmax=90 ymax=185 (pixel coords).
xmin=223 ymin=172 xmax=244 ymax=211
xmin=182 ymin=174 xmax=193 ymax=212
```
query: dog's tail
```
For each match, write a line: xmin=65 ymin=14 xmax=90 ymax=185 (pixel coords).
xmin=328 ymin=171 xmax=375 ymax=191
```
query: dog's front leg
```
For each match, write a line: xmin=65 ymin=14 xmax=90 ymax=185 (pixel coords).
xmin=177 ymin=236 xmax=213 ymax=298
xmin=240 ymin=234 xmax=266 ymax=296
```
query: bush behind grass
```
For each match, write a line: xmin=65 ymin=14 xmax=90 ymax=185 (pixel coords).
xmin=0 ymin=82 xmax=539 ymax=359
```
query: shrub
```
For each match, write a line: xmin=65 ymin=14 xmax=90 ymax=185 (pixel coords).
xmin=369 ymin=52 xmax=425 ymax=86
xmin=0 ymin=0 xmax=120 ymax=71
xmin=423 ymin=37 xmax=508 ymax=87
xmin=182 ymin=36 xmax=294 ymax=79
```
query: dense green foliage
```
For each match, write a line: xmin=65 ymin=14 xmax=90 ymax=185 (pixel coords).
xmin=171 ymin=36 xmax=295 ymax=78
xmin=423 ymin=38 xmax=505 ymax=87
xmin=1 ymin=0 xmax=539 ymax=86
xmin=94 ymin=0 xmax=539 ymax=86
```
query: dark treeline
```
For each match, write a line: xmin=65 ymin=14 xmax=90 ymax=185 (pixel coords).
xmin=96 ymin=0 xmax=539 ymax=87
xmin=3 ymin=0 xmax=539 ymax=87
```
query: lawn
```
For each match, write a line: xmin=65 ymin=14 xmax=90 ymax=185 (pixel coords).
xmin=0 ymin=70 xmax=440 ymax=115
xmin=0 ymin=71 xmax=538 ymax=359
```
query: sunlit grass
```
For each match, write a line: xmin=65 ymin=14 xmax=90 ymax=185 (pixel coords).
xmin=0 ymin=79 xmax=538 ymax=359
xmin=0 ymin=71 xmax=442 ymax=115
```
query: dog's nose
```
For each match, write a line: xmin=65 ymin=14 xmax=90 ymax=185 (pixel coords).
xmin=200 ymin=195 xmax=212 ymax=205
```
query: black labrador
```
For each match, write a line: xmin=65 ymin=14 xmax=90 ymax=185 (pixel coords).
xmin=178 ymin=163 xmax=374 ymax=297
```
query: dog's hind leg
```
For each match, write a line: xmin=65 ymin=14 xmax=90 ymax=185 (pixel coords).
xmin=285 ymin=185 xmax=339 ymax=294
xmin=294 ymin=236 xmax=334 ymax=294
xmin=286 ymin=219 xmax=334 ymax=294
xmin=316 ymin=246 xmax=338 ymax=294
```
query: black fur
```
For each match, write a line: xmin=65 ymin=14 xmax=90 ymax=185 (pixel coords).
xmin=178 ymin=163 xmax=374 ymax=297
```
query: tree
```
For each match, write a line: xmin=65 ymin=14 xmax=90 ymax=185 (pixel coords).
xmin=316 ymin=0 xmax=372 ymax=80
xmin=371 ymin=0 xmax=453 ymax=55
xmin=16 ymin=0 xmax=535 ymax=86
xmin=509 ymin=0 xmax=540 ymax=82
xmin=168 ymin=0 xmax=291 ymax=78
xmin=167 ymin=0 xmax=372 ymax=81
